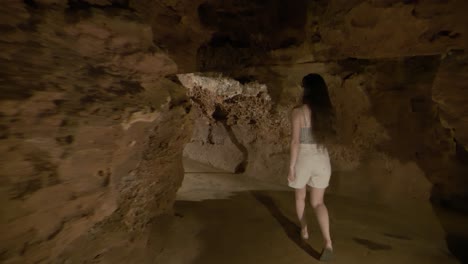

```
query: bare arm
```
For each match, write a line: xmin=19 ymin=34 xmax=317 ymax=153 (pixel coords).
xmin=288 ymin=109 xmax=301 ymax=180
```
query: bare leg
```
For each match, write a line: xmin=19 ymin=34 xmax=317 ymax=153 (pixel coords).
xmin=310 ymin=187 xmax=332 ymax=249
xmin=294 ymin=187 xmax=308 ymax=238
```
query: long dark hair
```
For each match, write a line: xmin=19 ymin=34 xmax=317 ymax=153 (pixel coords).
xmin=301 ymin=73 xmax=336 ymax=145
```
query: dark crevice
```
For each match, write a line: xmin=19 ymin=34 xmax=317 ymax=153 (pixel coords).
xmin=67 ymin=0 xmax=135 ymax=12
xmin=166 ymin=74 xmax=183 ymax=86
xmin=234 ymin=75 xmax=256 ymax=84
xmin=23 ymin=0 xmax=38 ymax=9
xmin=47 ymin=221 xmax=64 ymax=240
xmin=190 ymin=99 xmax=249 ymax=174
xmin=207 ymin=125 xmax=214 ymax=144
xmin=209 ymin=33 xmax=250 ymax=49
xmin=455 ymin=139 xmax=468 ymax=164
xmin=223 ymin=121 xmax=248 ymax=174
xmin=0 ymin=125 xmax=9 ymax=140
xmin=212 ymin=105 xmax=248 ymax=173
xmin=342 ymin=72 xmax=355 ymax=82
xmin=429 ymin=30 xmax=461 ymax=42
xmin=211 ymin=105 xmax=228 ymax=121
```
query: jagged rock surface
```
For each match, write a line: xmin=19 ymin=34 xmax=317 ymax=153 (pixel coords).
xmin=1 ymin=0 xmax=467 ymax=263
xmin=0 ymin=1 xmax=191 ymax=263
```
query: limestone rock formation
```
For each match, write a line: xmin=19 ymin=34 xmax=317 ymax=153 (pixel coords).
xmin=0 ymin=1 xmax=191 ymax=262
xmin=0 ymin=0 xmax=467 ymax=263
xmin=179 ymin=73 xmax=271 ymax=173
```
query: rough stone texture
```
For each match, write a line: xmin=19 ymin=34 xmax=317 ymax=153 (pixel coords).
xmin=175 ymin=0 xmax=468 ymax=209
xmin=183 ymin=112 xmax=244 ymax=173
xmin=179 ymin=74 xmax=271 ymax=173
xmin=320 ymin=1 xmax=468 ymax=58
xmin=433 ymin=52 xmax=468 ymax=151
xmin=1 ymin=0 xmax=468 ymax=263
xmin=430 ymin=51 xmax=468 ymax=206
xmin=178 ymin=70 xmax=433 ymax=204
xmin=0 ymin=1 xmax=191 ymax=263
xmin=129 ymin=0 xmax=211 ymax=72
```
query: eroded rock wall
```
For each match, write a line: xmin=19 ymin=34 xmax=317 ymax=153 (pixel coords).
xmin=179 ymin=73 xmax=274 ymax=173
xmin=1 ymin=0 xmax=467 ymax=262
xmin=0 ymin=1 xmax=191 ymax=263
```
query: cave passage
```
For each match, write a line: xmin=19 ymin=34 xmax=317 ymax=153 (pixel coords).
xmin=1 ymin=0 xmax=467 ymax=263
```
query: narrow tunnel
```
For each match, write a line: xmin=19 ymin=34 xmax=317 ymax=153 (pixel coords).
xmin=1 ymin=1 xmax=468 ymax=264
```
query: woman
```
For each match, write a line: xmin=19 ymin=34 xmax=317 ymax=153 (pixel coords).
xmin=287 ymin=73 xmax=334 ymax=261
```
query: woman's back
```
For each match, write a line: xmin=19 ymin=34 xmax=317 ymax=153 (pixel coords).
xmin=299 ymin=106 xmax=315 ymax=144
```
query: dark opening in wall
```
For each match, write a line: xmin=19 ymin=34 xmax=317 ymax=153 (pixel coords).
xmin=234 ymin=75 xmax=256 ymax=84
xmin=455 ymin=139 xmax=468 ymax=164
xmin=212 ymin=105 xmax=228 ymax=121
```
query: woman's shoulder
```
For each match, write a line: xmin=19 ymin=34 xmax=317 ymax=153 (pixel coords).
xmin=291 ymin=105 xmax=301 ymax=113
xmin=292 ymin=104 xmax=305 ymax=111
xmin=291 ymin=105 xmax=303 ymax=119
xmin=292 ymin=104 xmax=309 ymax=113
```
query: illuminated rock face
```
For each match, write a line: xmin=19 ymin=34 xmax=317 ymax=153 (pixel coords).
xmin=0 ymin=0 xmax=467 ymax=262
xmin=0 ymin=1 xmax=191 ymax=262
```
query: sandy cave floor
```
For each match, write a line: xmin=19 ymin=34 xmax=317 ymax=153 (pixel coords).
xmin=152 ymin=159 xmax=462 ymax=264
xmin=59 ymin=159 xmax=467 ymax=264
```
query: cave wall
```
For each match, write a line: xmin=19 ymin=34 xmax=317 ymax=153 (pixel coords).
xmin=0 ymin=1 xmax=191 ymax=263
xmin=320 ymin=0 xmax=467 ymax=58
xmin=179 ymin=0 xmax=468 ymax=207
xmin=430 ymin=51 xmax=468 ymax=207
xmin=1 ymin=0 xmax=467 ymax=262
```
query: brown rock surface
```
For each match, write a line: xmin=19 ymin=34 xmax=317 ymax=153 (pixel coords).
xmin=0 ymin=1 xmax=191 ymax=263
xmin=1 ymin=0 xmax=467 ymax=263
xmin=320 ymin=1 xmax=468 ymax=58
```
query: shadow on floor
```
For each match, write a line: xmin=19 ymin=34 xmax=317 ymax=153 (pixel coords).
xmin=250 ymin=191 xmax=321 ymax=260
xmin=173 ymin=188 xmax=458 ymax=263
xmin=432 ymin=204 xmax=468 ymax=264
xmin=446 ymin=233 xmax=468 ymax=264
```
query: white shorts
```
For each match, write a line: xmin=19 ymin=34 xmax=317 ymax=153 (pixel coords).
xmin=288 ymin=144 xmax=331 ymax=189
